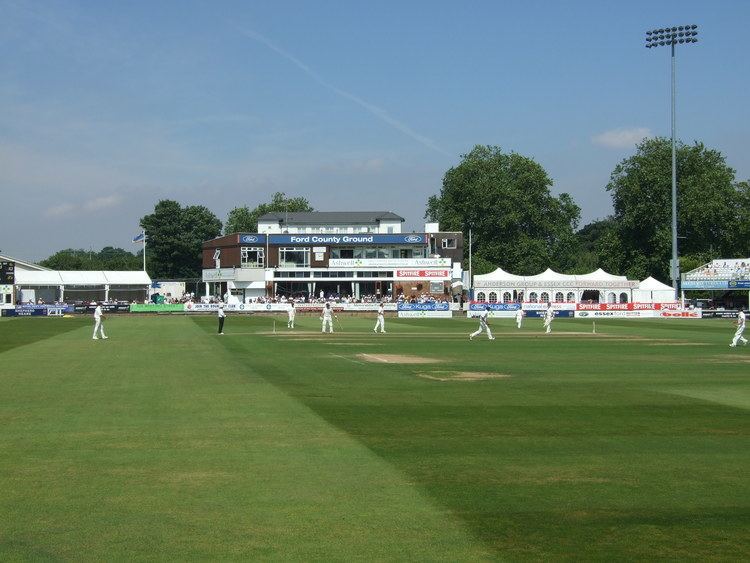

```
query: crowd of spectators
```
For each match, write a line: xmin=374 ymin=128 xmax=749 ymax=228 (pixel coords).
xmin=687 ymin=259 xmax=750 ymax=280
xmin=213 ymin=292 xmax=454 ymax=305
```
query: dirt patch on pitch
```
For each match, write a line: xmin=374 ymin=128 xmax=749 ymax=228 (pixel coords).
xmin=328 ymin=342 xmax=380 ymax=346
xmin=646 ymin=342 xmax=711 ymax=346
xmin=706 ymin=355 xmax=750 ymax=364
xmin=417 ymin=371 xmax=511 ymax=382
xmin=357 ymin=353 xmax=440 ymax=364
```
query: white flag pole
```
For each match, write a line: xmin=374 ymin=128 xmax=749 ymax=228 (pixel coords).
xmin=143 ymin=232 xmax=147 ymax=272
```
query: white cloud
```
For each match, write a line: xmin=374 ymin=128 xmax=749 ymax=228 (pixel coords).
xmin=43 ymin=195 xmax=122 ymax=217
xmin=83 ymin=195 xmax=122 ymax=211
xmin=592 ymin=127 xmax=652 ymax=149
xmin=44 ymin=203 xmax=77 ymax=217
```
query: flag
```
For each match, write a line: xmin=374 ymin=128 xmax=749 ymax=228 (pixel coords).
xmin=132 ymin=232 xmax=145 ymax=243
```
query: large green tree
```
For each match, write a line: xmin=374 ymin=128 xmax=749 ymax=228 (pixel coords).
xmin=224 ymin=192 xmax=313 ymax=234
xmin=426 ymin=145 xmax=581 ymax=275
xmin=599 ymin=137 xmax=744 ymax=281
xmin=140 ymin=200 xmax=222 ymax=278
xmin=40 ymin=247 xmax=141 ymax=270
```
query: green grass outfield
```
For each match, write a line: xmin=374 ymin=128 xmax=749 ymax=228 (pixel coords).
xmin=1 ymin=313 xmax=749 ymax=561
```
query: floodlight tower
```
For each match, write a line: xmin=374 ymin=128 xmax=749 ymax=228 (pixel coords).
xmin=645 ymin=25 xmax=698 ymax=299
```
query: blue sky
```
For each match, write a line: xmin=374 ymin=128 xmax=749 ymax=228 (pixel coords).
xmin=1 ymin=0 xmax=748 ymax=260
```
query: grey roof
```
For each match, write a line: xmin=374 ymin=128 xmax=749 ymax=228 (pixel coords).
xmin=0 ymin=254 xmax=51 ymax=271
xmin=258 ymin=211 xmax=405 ymax=224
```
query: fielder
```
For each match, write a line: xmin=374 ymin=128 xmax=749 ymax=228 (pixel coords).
xmin=373 ymin=302 xmax=386 ymax=333
xmin=730 ymin=308 xmax=747 ymax=347
xmin=92 ymin=303 xmax=108 ymax=340
xmin=287 ymin=302 xmax=296 ymax=329
xmin=470 ymin=305 xmax=495 ymax=340
xmin=515 ymin=307 xmax=524 ymax=329
xmin=543 ymin=305 xmax=555 ymax=334
xmin=321 ymin=302 xmax=335 ymax=333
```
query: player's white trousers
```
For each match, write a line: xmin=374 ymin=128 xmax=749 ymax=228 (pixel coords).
xmin=732 ymin=326 xmax=747 ymax=346
xmin=544 ymin=320 xmax=552 ymax=334
xmin=471 ymin=323 xmax=493 ymax=339
xmin=288 ymin=316 xmax=294 ymax=328
xmin=322 ymin=318 xmax=333 ymax=333
xmin=516 ymin=320 xmax=522 ymax=329
xmin=374 ymin=316 xmax=385 ymax=332
xmin=93 ymin=320 xmax=106 ymax=338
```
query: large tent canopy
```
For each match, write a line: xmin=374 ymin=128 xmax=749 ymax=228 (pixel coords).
xmin=474 ymin=267 xmax=633 ymax=286
xmin=14 ymin=271 xmax=151 ymax=285
xmin=472 ymin=267 xmax=674 ymax=304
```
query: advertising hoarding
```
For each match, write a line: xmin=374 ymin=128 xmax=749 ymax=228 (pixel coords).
xmin=395 ymin=269 xmax=450 ymax=279
xmin=328 ymin=258 xmax=451 ymax=268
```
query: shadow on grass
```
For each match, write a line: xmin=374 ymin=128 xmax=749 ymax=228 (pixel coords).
xmin=0 ymin=317 xmax=90 ymax=355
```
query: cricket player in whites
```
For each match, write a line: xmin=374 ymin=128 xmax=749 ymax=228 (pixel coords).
xmin=543 ymin=304 xmax=555 ymax=334
xmin=730 ymin=308 xmax=748 ymax=347
xmin=470 ymin=305 xmax=495 ymax=340
xmin=515 ymin=307 xmax=524 ymax=329
xmin=321 ymin=302 xmax=335 ymax=333
xmin=92 ymin=302 xmax=108 ymax=340
xmin=374 ymin=302 xmax=386 ymax=333
xmin=287 ymin=302 xmax=296 ymax=329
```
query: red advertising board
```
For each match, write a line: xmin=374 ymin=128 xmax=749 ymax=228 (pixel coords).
xmin=576 ymin=302 xmax=679 ymax=311
xmin=395 ymin=269 xmax=450 ymax=278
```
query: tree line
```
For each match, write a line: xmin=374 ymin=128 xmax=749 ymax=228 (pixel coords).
xmin=38 ymin=138 xmax=749 ymax=281
xmin=427 ymin=139 xmax=749 ymax=281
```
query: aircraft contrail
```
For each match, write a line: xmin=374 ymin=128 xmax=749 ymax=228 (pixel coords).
xmin=236 ymin=27 xmax=450 ymax=156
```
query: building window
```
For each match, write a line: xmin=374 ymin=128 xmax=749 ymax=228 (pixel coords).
xmin=555 ymin=292 xmax=564 ymax=303
xmin=620 ymin=292 xmax=629 ymax=303
xmin=540 ymin=292 xmax=549 ymax=303
xmin=441 ymin=238 xmax=457 ymax=249
xmin=412 ymin=247 xmax=426 ymax=258
xmin=567 ymin=291 xmax=576 ymax=302
xmin=488 ymin=292 xmax=498 ymax=303
xmin=529 ymin=292 xmax=538 ymax=303
xmin=387 ymin=226 xmax=394 ymax=234
xmin=607 ymin=292 xmax=616 ymax=304
xmin=476 ymin=292 xmax=486 ymax=303
xmin=502 ymin=291 xmax=512 ymax=303
xmin=331 ymin=248 xmax=354 ymax=259
xmin=279 ymin=248 xmax=310 ymax=268
xmin=240 ymin=247 xmax=264 ymax=268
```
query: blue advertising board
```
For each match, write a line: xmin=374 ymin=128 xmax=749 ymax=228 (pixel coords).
xmin=681 ymin=280 xmax=729 ymax=290
xmin=682 ymin=279 xmax=750 ymax=290
xmin=397 ymin=302 xmax=450 ymax=311
xmin=239 ymin=234 xmax=266 ymax=244
xmin=3 ymin=304 xmax=74 ymax=317
xmin=469 ymin=303 xmax=521 ymax=311
xmin=524 ymin=310 xmax=575 ymax=318
xmin=239 ymin=233 xmax=427 ymax=245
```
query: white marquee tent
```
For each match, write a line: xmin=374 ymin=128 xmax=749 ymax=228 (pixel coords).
xmin=633 ymin=276 xmax=676 ymax=303
xmin=14 ymin=270 xmax=151 ymax=303
xmin=472 ymin=267 xmax=673 ymax=304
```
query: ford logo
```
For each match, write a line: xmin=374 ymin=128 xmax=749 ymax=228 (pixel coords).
xmin=578 ymin=312 xmax=589 ymax=317
xmin=242 ymin=235 xmax=259 ymax=243
xmin=405 ymin=235 xmax=422 ymax=243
